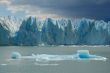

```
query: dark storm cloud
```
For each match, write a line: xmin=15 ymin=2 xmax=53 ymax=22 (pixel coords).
xmin=2 ymin=0 xmax=110 ymax=20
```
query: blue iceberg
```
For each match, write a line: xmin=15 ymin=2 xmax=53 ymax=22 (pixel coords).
xmin=75 ymin=50 xmax=107 ymax=61
xmin=77 ymin=50 xmax=90 ymax=58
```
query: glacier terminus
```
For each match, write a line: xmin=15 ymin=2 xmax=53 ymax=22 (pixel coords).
xmin=0 ymin=16 xmax=110 ymax=46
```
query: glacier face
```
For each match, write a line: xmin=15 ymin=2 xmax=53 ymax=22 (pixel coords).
xmin=0 ymin=16 xmax=110 ymax=45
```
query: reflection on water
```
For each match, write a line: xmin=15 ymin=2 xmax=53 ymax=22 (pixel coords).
xmin=35 ymin=63 xmax=59 ymax=66
xmin=0 ymin=46 xmax=110 ymax=73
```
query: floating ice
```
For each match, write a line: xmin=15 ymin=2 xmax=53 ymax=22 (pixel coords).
xmin=11 ymin=52 xmax=21 ymax=59
xmin=74 ymin=50 xmax=107 ymax=61
xmin=1 ymin=64 xmax=7 ymax=66
xmin=10 ymin=50 xmax=107 ymax=62
xmin=77 ymin=50 xmax=90 ymax=58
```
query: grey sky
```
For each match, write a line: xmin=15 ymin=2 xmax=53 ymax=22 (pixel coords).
xmin=0 ymin=0 xmax=110 ymax=20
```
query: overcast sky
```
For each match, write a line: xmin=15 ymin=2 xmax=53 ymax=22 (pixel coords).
xmin=0 ymin=0 xmax=110 ymax=20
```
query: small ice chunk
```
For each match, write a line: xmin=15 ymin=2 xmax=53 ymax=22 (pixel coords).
xmin=1 ymin=64 xmax=7 ymax=66
xmin=11 ymin=52 xmax=21 ymax=59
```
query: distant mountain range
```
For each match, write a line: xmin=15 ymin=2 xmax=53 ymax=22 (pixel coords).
xmin=0 ymin=16 xmax=110 ymax=45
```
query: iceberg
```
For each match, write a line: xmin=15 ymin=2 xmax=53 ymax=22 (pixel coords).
xmin=75 ymin=50 xmax=107 ymax=61
xmin=11 ymin=52 xmax=21 ymax=59
xmin=0 ymin=16 xmax=110 ymax=45
xmin=10 ymin=50 xmax=107 ymax=62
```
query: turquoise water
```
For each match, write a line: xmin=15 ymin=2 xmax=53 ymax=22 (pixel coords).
xmin=0 ymin=46 xmax=110 ymax=73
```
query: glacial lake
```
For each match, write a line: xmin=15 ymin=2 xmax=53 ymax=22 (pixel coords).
xmin=0 ymin=46 xmax=110 ymax=73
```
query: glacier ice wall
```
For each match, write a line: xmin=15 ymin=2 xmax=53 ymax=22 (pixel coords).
xmin=0 ymin=16 xmax=110 ymax=45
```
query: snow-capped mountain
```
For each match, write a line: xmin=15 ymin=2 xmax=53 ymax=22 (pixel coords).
xmin=0 ymin=16 xmax=110 ymax=45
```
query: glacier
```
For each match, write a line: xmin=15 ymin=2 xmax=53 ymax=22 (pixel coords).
xmin=0 ymin=16 xmax=110 ymax=46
